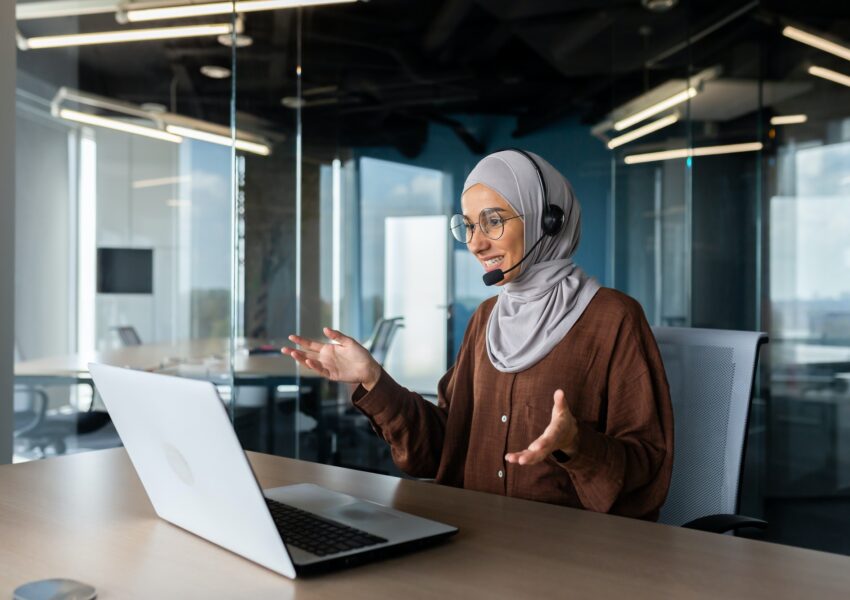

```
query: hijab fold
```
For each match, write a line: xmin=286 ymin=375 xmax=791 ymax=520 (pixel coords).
xmin=462 ymin=151 xmax=600 ymax=373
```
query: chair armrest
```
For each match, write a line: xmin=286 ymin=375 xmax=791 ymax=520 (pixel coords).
xmin=682 ymin=514 xmax=767 ymax=534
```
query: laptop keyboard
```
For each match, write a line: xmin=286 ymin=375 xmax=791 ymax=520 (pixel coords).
xmin=265 ymin=498 xmax=388 ymax=557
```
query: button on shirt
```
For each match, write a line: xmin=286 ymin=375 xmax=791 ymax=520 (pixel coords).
xmin=353 ymin=288 xmax=674 ymax=520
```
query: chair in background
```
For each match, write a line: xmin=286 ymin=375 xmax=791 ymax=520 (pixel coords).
xmin=363 ymin=317 xmax=404 ymax=366
xmin=14 ymin=339 xmax=119 ymax=458
xmin=654 ymin=326 xmax=768 ymax=533
xmin=323 ymin=317 xmax=406 ymax=473
xmin=13 ymin=340 xmax=49 ymax=442
xmin=113 ymin=326 xmax=142 ymax=347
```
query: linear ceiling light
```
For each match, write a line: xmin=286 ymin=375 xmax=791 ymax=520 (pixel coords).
xmin=16 ymin=0 xmax=119 ymax=20
xmin=624 ymin=142 xmax=763 ymax=165
xmin=614 ymin=87 xmax=697 ymax=131
xmin=126 ymin=0 xmax=357 ymax=22
xmin=770 ymin=114 xmax=808 ymax=125
xmin=165 ymin=125 xmax=271 ymax=156
xmin=133 ymin=175 xmax=191 ymax=189
xmin=808 ymin=65 xmax=850 ymax=88
xmin=782 ymin=26 xmax=850 ymax=63
xmin=607 ymin=113 xmax=679 ymax=150
xmin=23 ymin=22 xmax=232 ymax=49
xmin=59 ymin=108 xmax=183 ymax=143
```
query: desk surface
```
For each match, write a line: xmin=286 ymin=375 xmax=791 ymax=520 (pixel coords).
xmin=2 ymin=449 xmax=850 ymax=599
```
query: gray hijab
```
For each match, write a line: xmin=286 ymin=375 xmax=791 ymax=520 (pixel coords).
xmin=463 ymin=150 xmax=600 ymax=373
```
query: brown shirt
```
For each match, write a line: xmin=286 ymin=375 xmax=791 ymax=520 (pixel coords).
xmin=352 ymin=287 xmax=674 ymax=520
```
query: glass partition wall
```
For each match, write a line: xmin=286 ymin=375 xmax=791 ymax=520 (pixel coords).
xmin=11 ymin=0 xmax=850 ymax=557
xmin=13 ymin=1 xmax=241 ymax=460
xmin=605 ymin=3 xmax=850 ymax=554
xmin=233 ymin=8 xmax=304 ymax=458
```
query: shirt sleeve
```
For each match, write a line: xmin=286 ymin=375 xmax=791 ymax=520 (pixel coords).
xmin=351 ymin=367 xmax=452 ymax=478
xmin=557 ymin=303 xmax=675 ymax=520
xmin=351 ymin=306 xmax=482 ymax=479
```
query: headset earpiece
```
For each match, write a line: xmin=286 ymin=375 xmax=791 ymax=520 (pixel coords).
xmin=500 ymin=147 xmax=564 ymax=238
xmin=542 ymin=204 xmax=564 ymax=236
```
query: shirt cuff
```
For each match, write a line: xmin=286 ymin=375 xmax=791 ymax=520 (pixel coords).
xmin=556 ymin=421 xmax=610 ymax=474
xmin=351 ymin=368 xmax=407 ymax=425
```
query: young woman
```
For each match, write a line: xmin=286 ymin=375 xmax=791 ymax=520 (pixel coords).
xmin=285 ymin=150 xmax=673 ymax=520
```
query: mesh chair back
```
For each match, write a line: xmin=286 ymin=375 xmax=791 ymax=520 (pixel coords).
xmin=115 ymin=326 xmax=142 ymax=347
xmin=365 ymin=317 xmax=404 ymax=365
xmin=654 ymin=326 xmax=767 ymax=526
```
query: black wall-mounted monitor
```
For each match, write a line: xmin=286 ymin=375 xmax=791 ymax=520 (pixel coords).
xmin=97 ymin=248 xmax=153 ymax=294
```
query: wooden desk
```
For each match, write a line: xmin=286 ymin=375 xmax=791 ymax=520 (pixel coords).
xmin=1 ymin=449 xmax=849 ymax=599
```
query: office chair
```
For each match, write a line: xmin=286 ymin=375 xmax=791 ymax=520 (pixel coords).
xmin=364 ymin=317 xmax=404 ymax=366
xmin=14 ymin=340 xmax=119 ymax=457
xmin=13 ymin=340 xmax=49 ymax=438
xmin=325 ymin=317 xmax=406 ymax=472
xmin=654 ymin=326 xmax=768 ymax=534
xmin=114 ymin=326 xmax=142 ymax=347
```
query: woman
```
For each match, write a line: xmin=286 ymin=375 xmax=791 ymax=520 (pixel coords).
xmin=285 ymin=150 xmax=673 ymax=520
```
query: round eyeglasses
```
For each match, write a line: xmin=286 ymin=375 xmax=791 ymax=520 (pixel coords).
xmin=450 ymin=208 xmax=523 ymax=244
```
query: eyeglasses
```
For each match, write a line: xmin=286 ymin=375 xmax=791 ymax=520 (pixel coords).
xmin=450 ymin=208 xmax=523 ymax=244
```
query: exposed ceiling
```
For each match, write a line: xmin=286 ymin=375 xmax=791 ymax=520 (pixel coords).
xmin=16 ymin=0 xmax=850 ymax=158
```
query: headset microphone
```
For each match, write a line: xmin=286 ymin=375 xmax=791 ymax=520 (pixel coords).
xmin=483 ymin=234 xmax=547 ymax=286
xmin=480 ymin=149 xmax=568 ymax=287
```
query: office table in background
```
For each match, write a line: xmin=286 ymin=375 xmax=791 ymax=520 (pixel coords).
xmin=13 ymin=339 xmax=326 ymax=457
xmin=1 ymin=449 xmax=850 ymax=599
xmin=13 ymin=338 xmax=314 ymax=383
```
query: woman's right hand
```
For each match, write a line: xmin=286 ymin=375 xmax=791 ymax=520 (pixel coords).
xmin=283 ymin=327 xmax=383 ymax=390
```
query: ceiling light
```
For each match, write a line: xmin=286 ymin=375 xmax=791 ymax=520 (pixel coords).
xmin=281 ymin=96 xmax=306 ymax=109
xmin=16 ymin=0 xmax=119 ymax=20
xmin=770 ymin=114 xmax=808 ymax=125
xmin=59 ymin=108 xmax=182 ymax=143
xmin=141 ymin=102 xmax=168 ymax=113
xmin=200 ymin=65 xmax=232 ymax=79
xmin=614 ymin=87 xmax=697 ymax=131
xmin=641 ymin=0 xmax=678 ymax=12
xmin=126 ymin=0 xmax=358 ymax=22
xmin=217 ymin=33 xmax=253 ymax=48
xmin=133 ymin=175 xmax=191 ymax=189
xmin=808 ymin=65 xmax=850 ymax=88
xmin=23 ymin=22 xmax=233 ymax=50
xmin=783 ymin=26 xmax=850 ymax=63
xmin=607 ymin=113 xmax=679 ymax=149
xmin=165 ymin=125 xmax=271 ymax=156
xmin=52 ymin=87 xmax=273 ymax=157
xmin=624 ymin=142 xmax=762 ymax=165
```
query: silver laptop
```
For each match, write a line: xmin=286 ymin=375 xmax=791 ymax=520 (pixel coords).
xmin=89 ymin=363 xmax=457 ymax=578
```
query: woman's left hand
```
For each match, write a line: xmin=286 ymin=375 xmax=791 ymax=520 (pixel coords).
xmin=505 ymin=389 xmax=579 ymax=465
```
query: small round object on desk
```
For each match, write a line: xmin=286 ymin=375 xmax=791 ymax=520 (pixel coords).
xmin=13 ymin=578 xmax=97 ymax=600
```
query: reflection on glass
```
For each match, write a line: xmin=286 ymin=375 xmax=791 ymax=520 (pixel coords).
xmin=13 ymin=1 xmax=237 ymax=462
xmin=769 ymin=141 xmax=850 ymax=496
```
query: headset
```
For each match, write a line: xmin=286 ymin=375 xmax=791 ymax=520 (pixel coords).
xmin=481 ymin=149 xmax=568 ymax=286
xmin=507 ymin=148 xmax=565 ymax=237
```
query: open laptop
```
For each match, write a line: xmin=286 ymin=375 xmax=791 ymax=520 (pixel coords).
xmin=89 ymin=363 xmax=457 ymax=578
